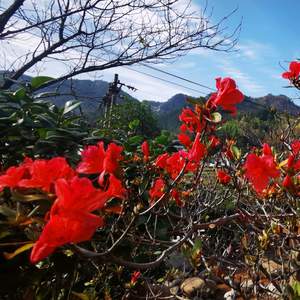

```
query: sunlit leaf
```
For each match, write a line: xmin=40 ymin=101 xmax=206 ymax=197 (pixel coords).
xmin=11 ymin=188 xmax=48 ymax=202
xmin=62 ymin=100 xmax=82 ymax=115
xmin=192 ymin=236 xmax=202 ymax=254
xmin=3 ymin=243 xmax=35 ymax=260
xmin=185 ymin=96 xmax=202 ymax=106
xmin=31 ymin=76 xmax=54 ymax=89
xmin=129 ymin=119 xmax=139 ymax=130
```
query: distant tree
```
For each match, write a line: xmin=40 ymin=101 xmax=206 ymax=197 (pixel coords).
xmin=98 ymin=97 xmax=161 ymax=140
xmin=0 ymin=0 xmax=241 ymax=92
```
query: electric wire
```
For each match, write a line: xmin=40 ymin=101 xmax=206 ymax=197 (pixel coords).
xmin=0 ymin=4 xmax=298 ymax=117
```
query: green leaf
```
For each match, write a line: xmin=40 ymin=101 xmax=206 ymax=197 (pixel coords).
xmin=0 ymin=90 xmax=20 ymax=103
xmin=35 ymin=287 xmax=50 ymax=300
xmin=181 ymin=245 xmax=188 ymax=258
xmin=211 ymin=112 xmax=222 ymax=123
xmin=11 ymin=188 xmax=48 ymax=202
xmin=61 ymin=116 xmax=82 ymax=127
xmin=153 ymin=251 xmax=162 ymax=255
xmin=31 ymin=76 xmax=54 ymax=89
xmin=294 ymin=282 xmax=300 ymax=296
xmin=192 ymin=236 xmax=202 ymax=254
xmin=155 ymin=135 xmax=167 ymax=145
xmin=111 ymin=129 xmax=127 ymax=141
xmin=154 ymin=149 xmax=166 ymax=155
xmin=230 ymin=145 xmax=240 ymax=158
xmin=129 ymin=119 xmax=140 ymax=130
xmin=122 ymin=141 xmax=137 ymax=152
xmin=162 ymin=130 xmax=171 ymax=140
xmin=13 ymin=88 xmax=27 ymax=101
xmin=0 ymin=206 xmax=17 ymax=218
xmin=62 ymin=100 xmax=82 ymax=115
xmin=185 ymin=96 xmax=202 ymax=106
xmin=2 ymin=78 xmax=26 ymax=89
xmin=286 ymin=284 xmax=294 ymax=296
xmin=49 ymin=104 xmax=59 ymax=115
xmin=22 ymin=114 xmax=42 ymax=128
xmin=36 ymin=114 xmax=56 ymax=129
xmin=128 ymin=135 xmax=143 ymax=144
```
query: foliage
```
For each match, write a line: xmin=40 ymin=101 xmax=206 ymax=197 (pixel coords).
xmin=0 ymin=76 xmax=97 ymax=168
xmin=2 ymin=63 xmax=300 ymax=300
xmin=97 ymin=96 xmax=161 ymax=141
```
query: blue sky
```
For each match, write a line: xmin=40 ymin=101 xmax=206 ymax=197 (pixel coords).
xmin=2 ymin=0 xmax=300 ymax=104
xmin=96 ymin=0 xmax=300 ymax=104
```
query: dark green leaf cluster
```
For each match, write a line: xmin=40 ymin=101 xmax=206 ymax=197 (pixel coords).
xmin=0 ymin=76 xmax=94 ymax=167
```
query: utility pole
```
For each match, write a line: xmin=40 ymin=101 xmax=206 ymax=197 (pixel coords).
xmin=99 ymin=74 xmax=136 ymax=128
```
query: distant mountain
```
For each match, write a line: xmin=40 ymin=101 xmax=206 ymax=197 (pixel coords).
xmin=2 ymin=71 xmax=300 ymax=124
xmin=154 ymin=93 xmax=300 ymax=133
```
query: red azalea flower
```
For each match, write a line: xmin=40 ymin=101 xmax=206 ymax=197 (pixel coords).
xmin=76 ymin=142 xmax=106 ymax=174
xmin=282 ymin=61 xmax=300 ymax=82
xmin=19 ymin=157 xmax=76 ymax=192
xmin=243 ymin=144 xmax=280 ymax=191
xmin=283 ymin=174 xmax=294 ymax=189
xmin=155 ymin=153 xmax=169 ymax=169
xmin=188 ymin=133 xmax=206 ymax=163
xmin=179 ymin=107 xmax=204 ymax=132
xmin=217 ymin=170 xmax=231 ymax=184
xmin=30 ymin=211 xmax=103 ymax=263
xmin=0 ymin=159 xmax=32 ymax=189
xmin=149 ymin=178 xmax=165 ymax=199
xmin=103 ymin=143 xmax=123 ymax=174
xmin=131 ymin=271 xmax=140 ymax=283
xmin=142 ymin=141 xmax=150 ymax=158
xmin=291 ymin=140 xmax=300 ymax=155
xmin=166 ymin=152 xmax=185 ymax=179
xmin=105 ymin=176 xmax=125 ymax=199
xmin=226 ymin=149 xmax=234 ymax=160
xmin=54 ymin=177 xmax=108 ymax=213
xmin=77 ymin=142 xmax=123 ymax=186
xmin=178 ymin=133 xmax=192 ymax=149
xmin=262 ymin=143 xmax=273 ymax=156
xmin=208 ymin=135 xmax=220 ymax=148
xmin=172 ymin=189 xmax=183 ymax=207
xmin=208 ymin=77 xmax=244 ymax=116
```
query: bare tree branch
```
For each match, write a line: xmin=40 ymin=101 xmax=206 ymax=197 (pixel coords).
xmin=0 ymin=0 xmax=242 ymax=91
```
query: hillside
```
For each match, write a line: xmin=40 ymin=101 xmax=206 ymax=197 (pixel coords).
xmin=2 ymin=72 xmax=300 ymax=129
xmin=154 ymin=93 xmax=300 ymax=133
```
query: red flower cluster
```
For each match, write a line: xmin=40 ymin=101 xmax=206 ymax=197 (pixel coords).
xmin=217 ymin=170 xmax=231 ymax=184
xmin=31 ymin=177 xmax=107 ymax=263
xmin=207 ymin=77 xmax=244 ymax=116
xmin=76 ymin=141 xmax=123 ymax=186
xmin=243 ymin=143 xmax=280 ymax=192
xmin=282 ymin=61 xmax=300 ymax=83
xmin=0 ymin=141 xmax=126 ymax=263
xmin=179 ymin=108 xmax=204 ymax=132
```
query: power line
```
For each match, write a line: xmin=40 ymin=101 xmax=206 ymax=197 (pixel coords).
xmin=1 ymin=4 xmax=299 ymax=117
xmin=139 ymin=63 xmax=217 ymax=92
xmin=122 ymin=65 xmax=208 ymax=95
